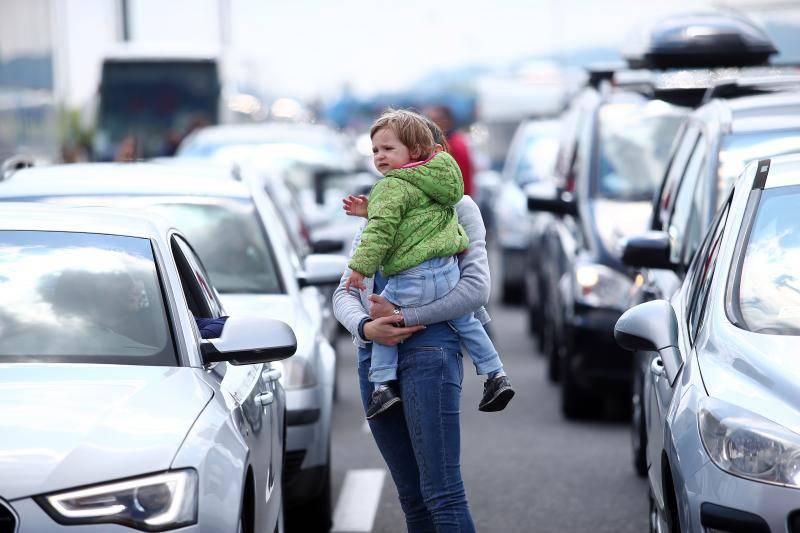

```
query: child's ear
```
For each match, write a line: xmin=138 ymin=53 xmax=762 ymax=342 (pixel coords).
xmin=410 ymin=145 xmax=422 ymax=160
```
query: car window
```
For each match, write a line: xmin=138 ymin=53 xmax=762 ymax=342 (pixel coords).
xmin=594 ymin=101 xmax=686 ymax=201
xmin=147 ymin=200 xmax=284 ymax=295
xmin=668 ymin=133 xmax=707 ymax=267
xmin=171 ymin=236 xmax=225 ymax=319
xmin=657 ymin=125 xmax=700 ymax=230
xmin=685 ymin=194 xmax=731 ymax=342
xmin=0 ymin=230 xmax=176 ymax=364
xmin=733 ymin=185 xmax=800 ymax=335
xmin=716 ymin=129 xmax=800 ymax=207
xmin=510 ymin=126 xmax=560 ymax=186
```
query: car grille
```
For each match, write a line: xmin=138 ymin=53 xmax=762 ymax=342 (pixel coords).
xmin=789 ymin=510 xmax=800 ymax=532
xmin=0 ymin=500 xmax=16 ymax=533
xmin=283 ymin=450 xmax=306 ymax=482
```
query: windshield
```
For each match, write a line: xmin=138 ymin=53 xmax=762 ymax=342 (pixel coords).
xmin=144 ymin=200 xmax=284 ymax=295
xmin=510 ymin=124 xmax=560 ymax=186
xmin=717 ymin=130 xmax=800 ymax=205
xmin=595 ymin=101 xmax=686 ymax=201
xmin=0 ymin=231 xmax=175 ymax=364
xmin=97 ymin=60 xmax=220 ymax=158
xmin=735 ymin=185 xmax=800 ymax=335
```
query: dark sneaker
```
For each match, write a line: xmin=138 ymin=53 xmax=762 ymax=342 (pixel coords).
xmin=479 ymin=375 xmax=515 ymax=412
xmin=366 ymin=385 xmax=402 ymax=420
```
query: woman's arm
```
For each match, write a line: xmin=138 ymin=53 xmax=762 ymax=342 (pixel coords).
xmin=400 ymin=196 xmax=491 ymax=326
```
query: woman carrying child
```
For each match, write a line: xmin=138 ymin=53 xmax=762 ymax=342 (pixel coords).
xmin=333 ymin=109 xmax=513 ymax=532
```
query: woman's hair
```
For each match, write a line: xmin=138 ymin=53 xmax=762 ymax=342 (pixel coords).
xmin=370 ymin=109 xmax=435 ymax=159
xmin=421 ymin=115 xmax=449 ymax=152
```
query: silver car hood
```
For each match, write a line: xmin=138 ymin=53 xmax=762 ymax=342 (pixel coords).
xmin=0 ymin=364 xmax=212 ymax=500
xmin=220 ymin=293 xmax=315 ymax=357
xmin=700 ymin=328 xmax=800 ymax=433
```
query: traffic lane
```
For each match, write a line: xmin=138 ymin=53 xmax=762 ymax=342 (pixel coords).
xmin=329 ymin=302 xmax=648 ymax=533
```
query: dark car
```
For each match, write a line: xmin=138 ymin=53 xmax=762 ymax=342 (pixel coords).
xmin=622 ymin=87 xmax=800 ymax=475
xmin=527 ymin=85 xmax=687 ymax=418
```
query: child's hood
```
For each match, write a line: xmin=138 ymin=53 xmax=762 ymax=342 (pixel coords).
xmin=385 ymin=152 xmax=464 ymax=206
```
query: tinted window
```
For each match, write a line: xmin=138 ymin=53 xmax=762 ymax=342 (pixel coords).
xmin=735 ymin=185 xmax=800 ymax=335
xmin=172 ymin=236 xmax=225 ymax=319
xmin=657 ymin=125 xmax=700 ymax=229
xmin=668 ymin=134 xmax=707 ymax=266
xmin=595 ymin=101 xmax=685 ymax=201
xmin=144 ymin=200 xmax=284 ymax=295
xmin=0 ymin=231 xmax=175 ymax=364
xmin=717 ymin=130 xmax=800 ymax=205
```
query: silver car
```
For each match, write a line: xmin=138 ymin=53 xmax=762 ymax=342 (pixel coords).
xmin=0 ymin=162 xmax=344 ymax=529
xmin=0 ymin=203 xmax=294 ymax=532
xmin=616 ymin=154 xmax=800 ymax=532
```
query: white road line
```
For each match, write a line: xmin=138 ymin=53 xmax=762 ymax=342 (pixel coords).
xmin=361 ymin=420 xmax=370 ymax=434
xmin=331 ymin=468 xmax=386 ymax=533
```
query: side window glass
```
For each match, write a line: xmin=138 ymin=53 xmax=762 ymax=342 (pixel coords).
xmin=171 ymin=236 xmax=224 ymax=319
xmin=668 ymin=134 xmax=707 ymax=266
xmin=681 ymin=155 xmax=710 ymax=267
xmin=685 ymin=196 xmax=731 ymax=341
xmin=657 ymin=126 xmax=700 ymax=229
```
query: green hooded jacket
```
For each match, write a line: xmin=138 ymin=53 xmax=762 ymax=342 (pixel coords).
xmin=348 ymin=152 xmax=469 ymax=277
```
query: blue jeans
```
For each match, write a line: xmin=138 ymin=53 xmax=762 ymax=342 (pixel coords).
xmin=358 ymin=338 xmax=476 ymax=532
xmin=370 ymin=257 xmax=502 ymax=384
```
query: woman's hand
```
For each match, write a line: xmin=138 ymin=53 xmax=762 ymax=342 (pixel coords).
xmin=368 ymin=294 xmax=400 ymax=321
xmin=343 ymin=194 xmax=369 ymax=218
xmin=363 ymin=315 xmax=424 ymax=345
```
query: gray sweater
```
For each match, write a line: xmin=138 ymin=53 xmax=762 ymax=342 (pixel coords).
xmin=333 ymin=195 xmax=492 ymax=348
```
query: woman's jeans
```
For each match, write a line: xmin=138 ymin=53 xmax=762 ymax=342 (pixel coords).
xmin=358 ymin=341 xmax=476 ymax=532
xmin=370 ymin=257 xmax=502 ymax=384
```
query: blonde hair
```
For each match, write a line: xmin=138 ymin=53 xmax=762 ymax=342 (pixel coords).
xmin=370 ymin=109 xmax=435 ymax=160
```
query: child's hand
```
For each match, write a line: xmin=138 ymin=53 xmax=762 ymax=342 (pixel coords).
xmin=343 ymin=194 xmax=369 ymax=218
xmin=345 ymin=270 xmax=367 ymax=293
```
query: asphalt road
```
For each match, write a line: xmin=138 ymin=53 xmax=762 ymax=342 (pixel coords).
xmin=326 ymin=299 xmax=649 ymax=533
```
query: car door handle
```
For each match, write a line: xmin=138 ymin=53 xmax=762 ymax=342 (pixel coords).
xmin=650 ymin=357 xmax=666 ymax=379
xmin=255 ymin=391 xmax=274 ymax=407
xmin=263 ymin=368 xmax=282 ymax=382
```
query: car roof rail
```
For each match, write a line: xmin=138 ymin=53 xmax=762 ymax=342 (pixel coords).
xmin=702 ymin=74 xmax=800 ymax=104
xmin=1 ymin=155 xmax=35 ymax=181
xmin=586 ymin=62 xmax=627 ymax=89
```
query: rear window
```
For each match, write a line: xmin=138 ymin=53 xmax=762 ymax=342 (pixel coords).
xmin=0 ymin=231 xmax=176 ymax=364
xmin=733 ymin=185 xmax=800 ymax=335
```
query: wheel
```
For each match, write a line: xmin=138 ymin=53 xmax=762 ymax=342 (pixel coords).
xmin=648 ymin=487 xmax=663 ymax=533
xmin=561 ymin=355 xmax=601 ymax=419
xmin=542 ymin=307 xmax=560 ymax=381
xmin=501 ymin=279 xmax=524 ymax=305
xmin=292 ymin=443 xmax=332 ymax=532
xmin=631 ymin=364 xmax=647 ymax=477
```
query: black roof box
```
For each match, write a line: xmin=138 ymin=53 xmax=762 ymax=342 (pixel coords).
xmin=622 ymin=12 xmax=778 ymax=70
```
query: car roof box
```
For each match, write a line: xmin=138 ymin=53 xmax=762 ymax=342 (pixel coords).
xmin=622 ymin=12 xmax=778 ymax=70
xmin=702 ymin=72 xmax=800 ymax=104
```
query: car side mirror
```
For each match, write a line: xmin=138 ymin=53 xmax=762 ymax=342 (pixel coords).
xmin=201 ymin=316 xmax=296 ymax=365
xmin=310 ymin=239 xmax=343 ymax=254
xmin=614 ymin=299 xmax=682 ymax=385
xmin=297 ymin=253 xmax=348 ymax=288
xmin=621 ymin=231 xmax=675 ymax=270
xmin=527 ymin=191 xmax=578 ymax=217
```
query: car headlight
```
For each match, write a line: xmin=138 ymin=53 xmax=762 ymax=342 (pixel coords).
xmin=276 ymin=357 xmax=317 ymax=389
xmin=573 ymin=263 xmax=632 ymax=311
xmin=699 ymin=397 xmax=800 ymax=488
xmin=36 ymin=470 xmax=198 ymax=531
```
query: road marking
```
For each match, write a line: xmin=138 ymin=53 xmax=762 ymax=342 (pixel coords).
xmin=331 ymin=469 xmax=386 ymax=532
xmin=361 ymin=420 xmax=370 ymax=434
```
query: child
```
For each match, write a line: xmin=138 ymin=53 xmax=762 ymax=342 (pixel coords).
xmin=344 ymin=109 xmax=514 ymax=419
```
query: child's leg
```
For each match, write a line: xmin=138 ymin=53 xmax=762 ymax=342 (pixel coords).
xmin=449 ymin=314 xmax=504 ymax=376
xmin=369 ymin=341 xmax=399 ymax=388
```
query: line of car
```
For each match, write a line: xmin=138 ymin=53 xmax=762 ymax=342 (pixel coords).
xmin=0 ymin=122 xmax=362 ymax=532
xmin=499 ymin=11 xmax=800 ymax=533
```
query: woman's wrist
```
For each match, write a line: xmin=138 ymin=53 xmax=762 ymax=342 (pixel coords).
xmin=358 ymin=316 xmax=373 ymax=341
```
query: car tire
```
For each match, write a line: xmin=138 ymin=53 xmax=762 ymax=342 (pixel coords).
xmin=501 ymin=279 xmax=524 ymax=305
xmin=561 ymin=356 xmax=601 ymax=419
xmin=543 ymin=314 xmax=560 ymax=381
xmin=293 ymin=444 xmax=332 ymax=532
xmin=631 ymin=365 xmax=647 ymax=477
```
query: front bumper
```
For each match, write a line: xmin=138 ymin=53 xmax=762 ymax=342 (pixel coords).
xmin=683 ymin=457 xmax=800 ymax=532
xmin=565 ymin=305 xmax=631 ymax=393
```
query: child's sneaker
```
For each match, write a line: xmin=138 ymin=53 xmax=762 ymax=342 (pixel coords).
xmin=366 ymin=384 xmax=402 ymax=420
xmin=479 ymin=375 xmax=514 ymax=412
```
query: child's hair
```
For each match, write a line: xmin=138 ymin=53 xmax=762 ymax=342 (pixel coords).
xmin=370 ymin=109 xmax=435 ymax=159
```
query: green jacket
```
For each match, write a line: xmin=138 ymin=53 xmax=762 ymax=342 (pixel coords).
xmin=348 ymin=152 xmax=469 ymax=277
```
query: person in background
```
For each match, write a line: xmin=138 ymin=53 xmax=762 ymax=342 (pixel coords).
xmin=425 ymin=105 xmax=475 ymax=197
